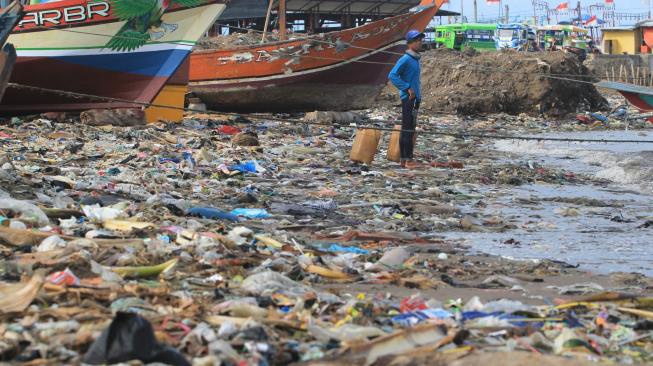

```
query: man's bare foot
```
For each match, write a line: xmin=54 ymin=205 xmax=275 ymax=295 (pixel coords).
xmin=400 ymin=161 xmax=407 ymax=168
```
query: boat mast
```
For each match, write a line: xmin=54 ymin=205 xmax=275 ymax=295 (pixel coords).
xmin=261 ymin=0 xmax=274 ymax=42
xmin=279 ymin=0 xmax=287 ymax=40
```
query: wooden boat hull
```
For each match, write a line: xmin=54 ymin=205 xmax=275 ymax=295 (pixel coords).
xmin=189 ymin=0 xmax=444 ymax=112
xmin=596 ymin=81 xmax=653 ymax=112
xmin=192 ymin=42 xmax=405 ymax=112
xmin=0 ymin=0 xmax=226 ymax=115
xmin=0 ymin=2 xmax=23 ymax=102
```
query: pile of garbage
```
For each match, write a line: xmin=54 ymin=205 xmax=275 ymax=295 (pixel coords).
xmin=0 ymin=111 xmax=651 ymax=365
xmin=377 ymin=49 xmax=609 ymax=117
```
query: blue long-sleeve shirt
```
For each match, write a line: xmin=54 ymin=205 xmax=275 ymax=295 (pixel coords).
xmin=388 ymin=53 xmax=421 ymax=101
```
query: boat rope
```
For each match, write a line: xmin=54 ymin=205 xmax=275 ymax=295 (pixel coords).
xmin=6 ymin=82 xmax=653 ymax=145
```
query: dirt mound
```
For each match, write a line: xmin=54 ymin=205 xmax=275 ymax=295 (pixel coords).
xmin=378 ymin=49 xmax=608 ymax=117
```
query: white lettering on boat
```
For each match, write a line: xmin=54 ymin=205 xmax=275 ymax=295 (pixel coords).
xmin=19 ymin=2 xmax=111 ymax=28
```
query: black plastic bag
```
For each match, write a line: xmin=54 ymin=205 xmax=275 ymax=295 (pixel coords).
xmin=83 ymin=312 xmax=190 ymax=366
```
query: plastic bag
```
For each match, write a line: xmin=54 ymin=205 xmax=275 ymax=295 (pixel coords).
xmin=188 ymin=207 xmax=239 ymax=222
xmin=0 ymin=198 xmax=49 ymax=227
xmin=83 ymin=312 xmax=190 ymax=366
xmin=391 ymin=308 xmax=453 ymax=327
xmin=230 ymin=160 xmax=264 ymax=173
xmin=241 ymin=271 xmax=315 ymax=298
xmin=230 ymin=208 xmax=272 ymax=219
xmin=82 ymin=204 xmax=124 ymax=223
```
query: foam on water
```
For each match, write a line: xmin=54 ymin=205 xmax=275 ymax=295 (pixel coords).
xmin=494 ymin=130 xmax=653 ymax=194
xmin=442 ymin=129 xmax=653 ymax=275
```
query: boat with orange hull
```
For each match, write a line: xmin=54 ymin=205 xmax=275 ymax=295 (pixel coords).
xmin=189 ymin=0 xmax=445 ymax=113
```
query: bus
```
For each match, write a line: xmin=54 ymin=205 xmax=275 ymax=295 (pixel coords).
xmin=431 ymin=23 xmax=497 ymax=51
xmin=496 ymin=23 xmax=535 ymax=51
xmin=535 ymin=25 xmax=589 ymax=50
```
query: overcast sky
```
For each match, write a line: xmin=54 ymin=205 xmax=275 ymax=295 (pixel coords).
xmin=440 ymin=0 xmax=653 ymax=20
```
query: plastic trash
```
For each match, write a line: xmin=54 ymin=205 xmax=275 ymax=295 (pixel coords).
xmin=590 ymin=112 xmax=609 ymax=123
xmin=391 ymin=309 xmax=453 ymax=327
xmin=227 ymin=227 xmax=254 ymax=246
xmin=46 ymin=268 xmax=80 ymax=286
xmin=326 ymin=243 xmax=369 ymax=255
xmin=82 ymin=204 xmax=124 ymax=223
xmin=37 ymin=235 xmax=67 ymax=252
xmin=302 ymin=199 xmax=338 ymax=211
xmin=230 ymin=161 xmax=262 ymax=173
xmin=0 ymin=198 xmax=49 ymax=227
xmin=217 ymin=125 xmax=241 ymax=135
xmin=400 ymin=295 xmax=428 ymax=313
xmin=241 ymin=271 xmax=316 ymax=299
xmin=230 ymin=208 xmax=272 ymax=219
xmin=481 ymin=299 xmax=533 ymax=314
xmin=83 ymin=312 xmax=190 ymax=366
xmin=369 ymin=247 xmax=410 ymax=271
xmin=188 ymin=207 xmax=239 ymax=222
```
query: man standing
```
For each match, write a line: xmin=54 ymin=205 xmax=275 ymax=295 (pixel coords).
xmin=389 ymin=30 xmax=425 ymax=169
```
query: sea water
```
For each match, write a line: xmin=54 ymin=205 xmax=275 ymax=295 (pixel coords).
xmin=447 ymin=130 xmax=653 ymax=275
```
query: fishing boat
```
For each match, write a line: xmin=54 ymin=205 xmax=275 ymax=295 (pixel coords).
xmin=0 ymin=1 xmax=23 ymax=101
xmin=189 ymin=0 xmax=445 ymax=113
xmin=0 ymin=0 xmax=227 ymax=115
xmin=597 ymin=81 xmax=653 ymax=114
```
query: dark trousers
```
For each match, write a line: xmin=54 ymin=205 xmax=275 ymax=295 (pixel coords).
xmin=400 ymin=98 xmax=419 ymax=161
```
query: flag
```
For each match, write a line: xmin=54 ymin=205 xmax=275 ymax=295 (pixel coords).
xmin=605 ymin=0 xmax=614 ymax=3
xmin=486 ymin=0 xmax=500 ymax=4
xmin=585 ymin=15 xmax=598 ymax=26
xmin=556 ymin=2 xmax=569 ymax=11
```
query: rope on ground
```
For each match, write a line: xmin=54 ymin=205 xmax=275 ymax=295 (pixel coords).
xmin=6 ymin=82 xmax=653 ymax=144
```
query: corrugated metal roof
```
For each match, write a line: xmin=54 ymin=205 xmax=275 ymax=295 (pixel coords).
xmin=219 ymin=0 xmax=457 ymax=19
xmin=602 ymin=26 xmax=637 ymax=31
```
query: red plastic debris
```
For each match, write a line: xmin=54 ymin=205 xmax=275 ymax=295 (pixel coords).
xmin=217 ymin=125 xmax=241 ymax=135
xmin=46 ymin=268 xmax=80 ymax=286
xmin=400 ymin=295 xmax=428 ymax=313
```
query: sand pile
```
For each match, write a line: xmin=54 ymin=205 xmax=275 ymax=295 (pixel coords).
xmin=378 ymin=49 xmax=608 ymax=117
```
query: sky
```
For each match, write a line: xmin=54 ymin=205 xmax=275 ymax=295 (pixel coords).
xmin=439 ymin=0 xmax=653 ymax=21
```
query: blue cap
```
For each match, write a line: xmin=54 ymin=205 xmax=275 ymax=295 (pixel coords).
xmin=406 ymin=30 xmax=425 ymax=42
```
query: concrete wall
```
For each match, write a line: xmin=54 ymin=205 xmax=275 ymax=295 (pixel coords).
xmin=586 ymin=54 xmax=653 ymax=84
xmin=602 ymin=30 xmax=640 ymax=55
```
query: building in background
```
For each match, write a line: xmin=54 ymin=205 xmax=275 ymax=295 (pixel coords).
xmin=211 ymin=0 xmax=457 ymax=36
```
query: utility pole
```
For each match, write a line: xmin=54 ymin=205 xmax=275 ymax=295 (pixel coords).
xmin=474 ymin=0 xmax=478 ymax=23
xmin=505 ymin=4 xmax=509 ymax=23
xmin=460 ymin=0 xmax=464 ymax=23
xmin=577 ymin=1 xmax=581 ymax=26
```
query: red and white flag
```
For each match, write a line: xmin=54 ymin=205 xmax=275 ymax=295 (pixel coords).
xmin=585 ymin=15 xmax=598 ymax=26
xmin=556 ymin=2 xmax=569 ymax=11
xmin=486 ymin=0 xmax=501 ymax=4
xmin=605 ymin=0 xmax=614 ymax=4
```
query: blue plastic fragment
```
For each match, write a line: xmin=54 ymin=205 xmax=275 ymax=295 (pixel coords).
xmin=188 ymin=207 xmax=239 ymax=222
xmin=230 ymin=208 xmax=272 ymax=219
xmin=326 ymin=243 xmax=370 ymax=255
